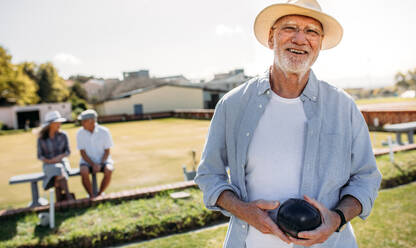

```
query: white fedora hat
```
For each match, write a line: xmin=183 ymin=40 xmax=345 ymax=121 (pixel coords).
xmin=41 ymin=110 xmax=66 ymax=128
xmin=254 ymin=0 xmax=343 ymax=50
xmin=77 ymin=109 xmax=98 ymax=121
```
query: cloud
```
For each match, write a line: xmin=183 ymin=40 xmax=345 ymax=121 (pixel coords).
xmin=53 ymin=53 xmax=82 ymax=65
xmin=215 ymin=24 xmax=243 ymax=36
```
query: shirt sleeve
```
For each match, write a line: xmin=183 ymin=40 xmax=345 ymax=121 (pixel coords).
xmin=37 ymin=138 xmax=45 ymax=160
xmin=340 ymin=103 xmax=382 ymax=220
xmin=194 ymin=98 xmax=242 ymax=217
xmin=76 ymin=130 xmax=85 ymax=150
xmin=63 ymin=132 xmax=71 ymax=156
xmin=104 ymin=129 xmax=113 ymax=149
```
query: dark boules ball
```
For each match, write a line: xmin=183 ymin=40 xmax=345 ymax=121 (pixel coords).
xmin=275 ymin=198 xmax=322 ymax=239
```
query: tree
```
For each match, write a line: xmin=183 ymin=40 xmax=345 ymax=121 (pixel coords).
xmin=69 ymin=81 xmax=88 ymax=119
xmin=70 ymin=81 xmax=88 ymax=100
xmin=0 ymin=47 xmax=39 ymax=105
xmin=68 ymin=74 xmax=94 ymax=84
xmin=20 ymin=62 xmax=37 ymax=81
xmin=395 ymin=68 xmax=416 ymax=92
xmin=36 ymin=62 xmax=69 ymax=102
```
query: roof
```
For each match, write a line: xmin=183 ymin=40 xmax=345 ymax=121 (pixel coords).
xmin=205 ymin=72 xmax=249 ymax=85
xmin=110 ymin=83 xmax=227 ymax=101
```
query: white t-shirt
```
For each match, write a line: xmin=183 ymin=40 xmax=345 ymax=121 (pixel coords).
xmin=245 ymin=91 xmax=307 ymax=248
xmin=77 ymin=124 xmax=113 ymax=164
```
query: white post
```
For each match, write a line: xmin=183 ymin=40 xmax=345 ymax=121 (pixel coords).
xmin=373 ymin=118 xmax=379 ymax=146
xmin=49 ymin=189 xmax=55 ymax=229
xmin=388 ymin=136 xmax=394 ymax=163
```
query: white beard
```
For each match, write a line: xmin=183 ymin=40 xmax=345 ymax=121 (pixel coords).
xmin=274 ymin=43 xmax=317 ymax=77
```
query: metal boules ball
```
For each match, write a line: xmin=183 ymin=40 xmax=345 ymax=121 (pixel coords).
xmin=275 ymin=198 xmax=322 ymax=239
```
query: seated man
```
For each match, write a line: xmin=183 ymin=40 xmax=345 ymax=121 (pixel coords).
xmin=76 ymin=109 xmax=114 ymax=198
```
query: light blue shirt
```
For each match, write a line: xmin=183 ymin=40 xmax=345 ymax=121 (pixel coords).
xmin=195 ymin=70 xmax=382 ymax=248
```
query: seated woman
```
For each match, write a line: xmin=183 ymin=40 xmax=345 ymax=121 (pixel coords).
xmin=37 ymin=111 xmax=74 ymax=201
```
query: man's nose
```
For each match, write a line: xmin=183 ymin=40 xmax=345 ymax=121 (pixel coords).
xmin=292 ymin=31 xmax=308 ymax=45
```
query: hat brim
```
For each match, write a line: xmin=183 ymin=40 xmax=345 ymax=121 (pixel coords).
xmin=41 ymin=118 xmax=66 ymax=128
xmin=77 ymin=115 xmax=95 ymax=121
xmin=254 ymin=4 xmax=343 ymax=50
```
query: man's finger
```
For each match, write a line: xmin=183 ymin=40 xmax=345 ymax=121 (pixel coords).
xmin=297 ymin=229 xmax=320 ymax=239
xmin=304 ymin=195 xmax=325 ymax=213
xmin=255 ymin=199 xmax=280 ymax=210
xmin=265 ymin=218 xmax=291 ymax=244
xmin=289 ymin=236 xmax=315 ymax=246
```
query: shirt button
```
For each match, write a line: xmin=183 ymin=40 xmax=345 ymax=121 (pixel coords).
xmin=242 ymin=224 xmax=246 ymax=229
xmin=267 ymin=90 xmax=270 ymax=95
xmin=312 ymin=96 xmax=317 ymax=100
xmin=246 ymin=132 xmax=250 ymax=137
xmin=259 ymin=104 xmax=262 ymax=108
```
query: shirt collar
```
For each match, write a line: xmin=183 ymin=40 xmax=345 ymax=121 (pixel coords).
xmin=257 ymin=68 xmax=319 ymax=102
xmin=256 ymin=70 xmax=272 ymax=96
xmin=301 ymin=70 xmax=319 ymax=102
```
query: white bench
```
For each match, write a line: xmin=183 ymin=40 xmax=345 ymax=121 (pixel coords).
xmin=9 ymin=168 xmax=98 ymax=207
xmin=384 ymin=121 xmax=416 ymax=145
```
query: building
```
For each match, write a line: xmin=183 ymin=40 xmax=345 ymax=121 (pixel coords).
xmin=95 ymin=84 xmax=226 ymax=116
xmin=0 ymin=102 xmax=72 ymax=129
xmin=82 ymin=78 xmax=120 ymax=102
xmin=203 ymin=69 xmax=251 ymax=91
xmin=83 ymin=79 xmax=104 ymax=99
xmin=122 ymin=70 xmax=150 ymax=80
xmin=156 ymin=75 xmax=190 ymax=84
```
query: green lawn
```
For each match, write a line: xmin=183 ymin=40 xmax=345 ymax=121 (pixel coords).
xmin=127 ymin=183 xmax=416 ymax=248
xmin=1 ymin=117 xmax=415 ymax=209
xmin=0 ymin=118 xmax=209 ymax=209
xmin=370 ymin=131 xmax=416 ymax=149
xmin=0 ymin=188 xmax=224 ymax=248
xmin=0 ymin=136 xmax=415 ymax=247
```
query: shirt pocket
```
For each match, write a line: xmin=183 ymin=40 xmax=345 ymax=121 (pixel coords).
xmin=317 ymin=133 xmax=349 ymax=189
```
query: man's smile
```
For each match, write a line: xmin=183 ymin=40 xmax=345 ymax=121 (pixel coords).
xmin=286 ymin=48 xmax=308 ymax=55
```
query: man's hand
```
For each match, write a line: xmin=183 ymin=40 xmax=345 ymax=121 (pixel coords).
xmin=289 ymin=195 xmax=340 ymax=246
xmin=92 ymin=163 xmax=101 ymax=173
xmin=216 ymin=191 xmax=291 ymax=244
xmin=242 ymin=200 xmax=292 ymax=244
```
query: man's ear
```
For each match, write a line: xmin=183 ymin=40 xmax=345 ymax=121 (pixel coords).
xmin=268 ymin=29 xmax=275 ymax=49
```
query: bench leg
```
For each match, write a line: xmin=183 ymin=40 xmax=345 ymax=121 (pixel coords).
xmin=29 ymin=181 xmax=40 ymax=208
xmin=396 ymin=132 xmax=404 ymax=145
xmin=92 ymin=173 xmax=98 ymax=197
xmin=408 ymin=131 xmax=414 ymax=144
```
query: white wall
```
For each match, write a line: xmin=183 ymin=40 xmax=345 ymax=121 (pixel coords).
xmin=97 ymin=85 xmax=204 ymax=116
xmin=0 ymin=107 xmax=14 ymax=128
xmin=34 ymin=102 xmax=72 ymax=124
xmin=0 ymin=102 xmax=72 ymax=129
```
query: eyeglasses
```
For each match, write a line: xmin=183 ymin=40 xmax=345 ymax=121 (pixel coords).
xmin=273 ymin=24 xmax=323 ymax=41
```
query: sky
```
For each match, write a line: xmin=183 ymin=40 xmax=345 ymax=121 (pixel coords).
xmin=1 ymin=0 xmax=415 ymax=88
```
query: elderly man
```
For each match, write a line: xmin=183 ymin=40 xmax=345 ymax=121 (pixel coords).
xmin=77 ymin=109 xmax=114 ymax=198
xmin=195 ymin=0 xmax=381 ymax=247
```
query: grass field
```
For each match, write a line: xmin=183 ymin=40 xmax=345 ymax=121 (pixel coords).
xmin=0 ymin=118 xmax=209 ymax=209
xmin=1 ymin=116 xmax=415 ymax=209
xmin=0 ymin=188 xmax=219 ymax=248
xmin=128 ymin=182 xmax=416 ymax=248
